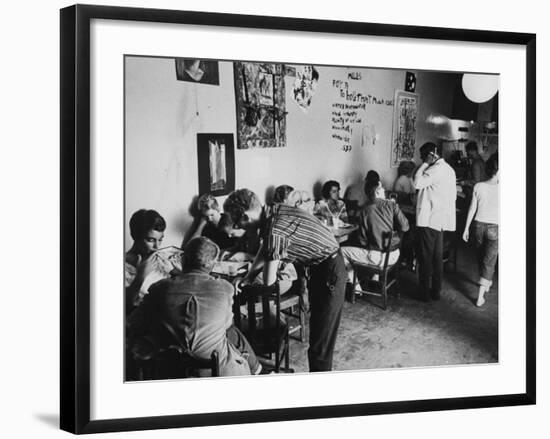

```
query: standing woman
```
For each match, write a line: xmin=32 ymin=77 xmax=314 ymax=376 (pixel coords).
xmin=462 ymin=153 xmax=499 ymax=307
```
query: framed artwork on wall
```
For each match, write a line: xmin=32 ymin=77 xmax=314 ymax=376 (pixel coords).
xmin=60 ymin=4 xmax=536 ymax=434
xmin=175 ymin=58 xmax=220 ymax=85
xmin=234 ymin=61 xmax=287 ymax=149
xmin=197 ymin=133 xmax=235 ymax=196
xmin=391 ymin=90 xmax=419 ymax=167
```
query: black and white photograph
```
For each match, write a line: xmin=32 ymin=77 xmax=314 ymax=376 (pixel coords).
xmin=125 ymin=55 xmax=501 ymax=380
xmin=53 ymin=1 xmax=539 ymax=435
xmin=175 ymin=58 xmax=220 ymax=85
xmin=1 ymin=0 xmax=545 ymax=435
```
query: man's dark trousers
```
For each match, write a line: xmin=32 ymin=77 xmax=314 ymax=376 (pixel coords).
xmin=417 ymin=226 xmax=443 ymax=300
xmin=308 ymin=252 xmax=347 ymax=372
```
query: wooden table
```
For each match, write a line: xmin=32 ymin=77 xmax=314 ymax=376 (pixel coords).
xmin=332 ymin=224 xmax=359 ymax=244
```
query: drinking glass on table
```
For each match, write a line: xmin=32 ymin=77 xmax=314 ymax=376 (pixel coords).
xmin=332 ymin=205 xmax=345 ymax=228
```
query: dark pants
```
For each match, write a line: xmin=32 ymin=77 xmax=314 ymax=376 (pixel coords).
xmin=308 ymin=252 xmax=347 ymax=372
xmin=417 ymin=227 xmax=443 ymax=299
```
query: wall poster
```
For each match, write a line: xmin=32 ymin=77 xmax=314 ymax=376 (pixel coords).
xmin=234 ymin=61 xmax=286 ymax=149
xmin=391 ymin=90 xmax=419 ymax=167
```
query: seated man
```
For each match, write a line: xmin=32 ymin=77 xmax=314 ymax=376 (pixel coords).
xmin=125 ymin=209 xmax=182 ymax=311
xmin=344 ymin=170 xmax=380 ymax=222
xmin=127 ymin=237 xmax=262 ymax=377
xmin=341 ymin=176 xmax=409 ymax=289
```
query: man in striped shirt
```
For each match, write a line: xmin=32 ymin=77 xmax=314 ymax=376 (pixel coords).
xmin=224 ymin=189 xmax=347 ymax=372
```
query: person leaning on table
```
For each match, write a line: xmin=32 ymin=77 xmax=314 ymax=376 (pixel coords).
xmin=224 ymin=189 xmax=346 ymax=372
xmin=413 ymin=142 xmax=457 ymax=302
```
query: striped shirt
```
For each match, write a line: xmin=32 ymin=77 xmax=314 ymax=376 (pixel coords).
xmin=263 ymin=204 xmax=339 ymax=265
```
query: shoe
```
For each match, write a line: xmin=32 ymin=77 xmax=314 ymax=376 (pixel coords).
xmin=430 ymin=290 xmax=441 ymax=301
xmin=476 ymin=297 xmax=486 ymax=307
xmin=253 ymin=363 xmax=263 ymax=375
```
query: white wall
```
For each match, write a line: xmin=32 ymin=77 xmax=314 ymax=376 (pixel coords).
xmin=125 ymin=57 xmax=456 ymax=248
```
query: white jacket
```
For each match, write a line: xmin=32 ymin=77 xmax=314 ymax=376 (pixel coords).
xmin=414 ymin=159 xmax=457 ymax=231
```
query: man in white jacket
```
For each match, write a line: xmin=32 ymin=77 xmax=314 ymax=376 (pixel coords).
xmin=414 ymin=142 xmax=457 ymax=301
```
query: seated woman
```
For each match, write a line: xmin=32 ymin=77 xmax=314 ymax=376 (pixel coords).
xmin=393 ymin=160 xmax=417 ymax=205
xmin=127 ymin=237 xmax=262 ymax=377
xmin=125 ymin=209 xmax=182 ymax=311
xmin=313 ymin=180 xmax=349 ymax=226
xmin=462 ymin=153 xmax=499 ymax=307
xmin=340 ymin=176 xmax=409 ymax=289
xmin=188 ymin=194 xmax=238 ymax=251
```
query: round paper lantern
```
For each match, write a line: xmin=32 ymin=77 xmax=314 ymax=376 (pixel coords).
xmin=461 ymin=74 xmax=499 ymax=103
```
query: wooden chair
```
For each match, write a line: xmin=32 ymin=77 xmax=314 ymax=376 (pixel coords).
xmin=128 ymin=320 xmax=220 ymax=380
xmin=350 ymin=232 xmax=401 ymax=310
xmin=236 ymin=283 xmax=293 ymax=373
xmin=280 ymin=264 xmax=308 ymax=342
xmin=232 ymin=267 xmax=308 ymax=343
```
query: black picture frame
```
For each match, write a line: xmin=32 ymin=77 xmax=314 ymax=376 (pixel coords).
xmin=197 ymin=133 xmax=236 ymax=196
xmin=60 ymin=4 xmax=536 ymax=434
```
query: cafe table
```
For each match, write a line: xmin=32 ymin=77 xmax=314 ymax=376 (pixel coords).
xmin=331 ymin=223 xmax=359 ymax=244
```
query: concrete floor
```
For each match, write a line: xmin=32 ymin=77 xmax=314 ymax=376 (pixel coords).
xmin=285 ymin=243 xmax=499 ymax=373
